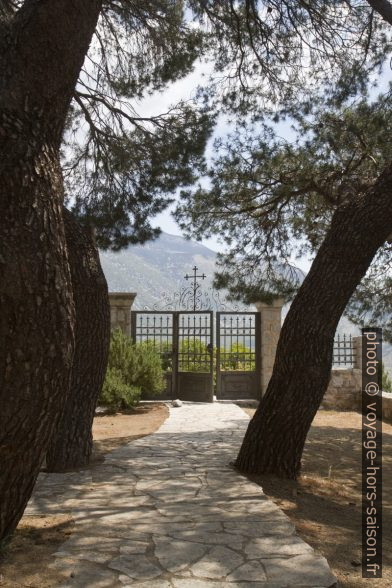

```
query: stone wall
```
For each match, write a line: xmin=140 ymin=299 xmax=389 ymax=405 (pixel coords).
xmin=322 ymin=371 xmax=392 ymax=423
xmin=255 ymin=298 xmax=284 ymax=396
xmin=109 ymin=292 xmax=136 ymax=337
xmin=321 ymin=368 xmax=362 ymax=411
xmin=381 ymin=393 xmax=392 ymax=423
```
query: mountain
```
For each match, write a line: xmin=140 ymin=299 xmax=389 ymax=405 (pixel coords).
xmin=100 ymin=232 xmax=217 ymax=310
xmin=100 ymin=232 xmax=303 ymax=310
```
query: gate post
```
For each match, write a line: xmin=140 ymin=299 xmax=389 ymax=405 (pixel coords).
xmin=109 ymin=292 xmax=137 ymax=337
xmin=255 ymin=298 xmax=284 ymax=396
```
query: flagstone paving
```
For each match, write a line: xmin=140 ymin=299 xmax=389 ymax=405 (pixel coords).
xmin=26 ymin=403 xmax=337 ymax=587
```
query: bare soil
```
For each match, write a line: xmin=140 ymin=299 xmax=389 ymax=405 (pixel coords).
xmin=91 ymin=403 xmax=169 ymax=463
xmin=0 ymin=403 xmax=168 ymax=587
xmin=243 ymin=408 xmax=392 ymax=588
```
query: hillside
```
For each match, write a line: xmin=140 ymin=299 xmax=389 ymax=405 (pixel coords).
xmin=100 ymin=232 xmax=217 ymax=310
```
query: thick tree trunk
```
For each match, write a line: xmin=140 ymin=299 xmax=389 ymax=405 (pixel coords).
xmin=0 ymin=136 xmax=76 ymax=543
xmin=46 ymin=210 xmax=110 ymax=472
xmin=235 ymin=165 xmax=392 ymax=479
xmin=0 ymin=1 xmax=102 ymax=542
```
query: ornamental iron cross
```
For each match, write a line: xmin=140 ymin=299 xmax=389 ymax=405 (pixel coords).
xmin=184 ymin=265 xmax=206 ymax=311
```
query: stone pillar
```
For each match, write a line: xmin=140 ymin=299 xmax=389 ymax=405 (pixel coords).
xmin=108 ymin=292 xmax=136 ymax=337
xmin=255 ymin=298 xmax=284 ymax=396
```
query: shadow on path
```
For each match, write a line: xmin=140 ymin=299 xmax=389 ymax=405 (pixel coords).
xmin=26 ymin=403 xmax=337 ymax=588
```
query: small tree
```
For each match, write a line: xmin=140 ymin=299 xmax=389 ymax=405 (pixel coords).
xmin=176 ymin=97 xmax=392 ymax=478
xmin=101 ymin=330 xmax=165 ymax=408
xmin=101 ymin=368 xmax=141 ymax=410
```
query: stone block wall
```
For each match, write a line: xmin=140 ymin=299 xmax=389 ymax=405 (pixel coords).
xmin=109 ymin=292 xmax=136 ymax=337
xmin=321 ymin=333 xmax=392 ymax=423
xmin=255 ymin=298 xmax=284 ymax=396
xmin=322 ymin=373 xmax=392 ymax=423
xmin=381 ymin=393 xmax=392 ymax=423
xmin=321 ymin=368 xmax=362 ymax=411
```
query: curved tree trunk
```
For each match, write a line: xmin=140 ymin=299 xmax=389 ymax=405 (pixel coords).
xmin=0 ymin=1 xmax=102 ymax=542
xmin=235 ymin=165 xmax=392 ymax=479
xmin=0 ymin=147 xmax=75 ymax=543
xmin=46 ymin=209 xmax=110 ymax=472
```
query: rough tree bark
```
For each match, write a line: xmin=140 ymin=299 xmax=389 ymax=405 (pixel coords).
xmin=46 ymin=209 xmax=110 ymax=472
xmin=0 ymin=1 xmax=102 ymax=542
xmin=235 ymin=165 xmax=392 ymax=479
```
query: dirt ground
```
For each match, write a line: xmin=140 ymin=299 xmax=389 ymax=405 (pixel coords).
xmin=244 ymin=408 xmax=391 ymax=588
xmin=0 ymin=403 xmax=168 ymax=588
xmin=91 ymin=403 xmax=169 ymax=463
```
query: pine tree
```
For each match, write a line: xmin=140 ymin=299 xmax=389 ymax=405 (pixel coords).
xmin=1 ymin=0 xmax=390 ymax=541
xmin=175 ymin=89 xmax=392 ymax=480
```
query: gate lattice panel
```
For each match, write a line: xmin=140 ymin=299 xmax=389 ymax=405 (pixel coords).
xmin=216 ymin=312 xmax=261 ymax=399
xmin=131 ymin=311 xmax=175 ymax=399
xmin=177 ymin=311 xmax=213 ymax=402
xmin=131 ymin=310 xmax=214 ymax=402
xmin=131 ymin=310 xmax=261 ymax=401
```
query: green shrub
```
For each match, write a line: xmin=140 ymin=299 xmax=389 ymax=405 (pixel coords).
xmin=101 ymin=367 xmax=141 ymax=410
xmin=130 ymin=340 xmax=166 ymax=396
xmin=223 ymin=343 xmax=255 ymax=371
xmin=100 ymin=329 xmax=165 ymax=409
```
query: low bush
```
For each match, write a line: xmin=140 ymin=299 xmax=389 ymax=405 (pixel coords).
xmin=127 ymin=340 xmax=166 ymax=396
xmin=101 ymin=367 xmax=141 ymax=410
xmin=99 ymin=329 xmax=165 ymax=409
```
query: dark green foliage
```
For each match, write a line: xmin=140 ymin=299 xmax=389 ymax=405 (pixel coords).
xmin=69 ymin=108 xmax=213 ymax=250
xmin=100 ymin=329 xmax=165 ymax=408
xmin=101 ymin=367 xmax=141 ymax=409
xmin=7 ymin=2 xmax=392 ymax=256
xmin=131 ymin=340 xmax=166 ymax=396
xmin=175 ymin=95 xmax=392 ymax=336
xmin=63 ymin=0 xmax=213 ymax=250
xmin=190 ymin=1 xmax=390 ymax=115
xmin=62 ymin=1 xmax=392 ymax=251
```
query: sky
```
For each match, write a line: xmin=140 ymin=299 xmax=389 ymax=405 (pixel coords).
xmin=134 ymin=55 xmax=392 ymax=275
xmin=137 ymin=59 xmax=234 ymax=254
xmin=138 ymin=61 xmax=314 ymax=272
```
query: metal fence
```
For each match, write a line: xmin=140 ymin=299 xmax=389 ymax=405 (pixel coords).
xmin=333 ymin=334 xmax=356 ymax=367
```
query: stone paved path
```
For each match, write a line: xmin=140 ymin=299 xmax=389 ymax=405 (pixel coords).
xmin=26 ymin=403 xmax=337 ymax=587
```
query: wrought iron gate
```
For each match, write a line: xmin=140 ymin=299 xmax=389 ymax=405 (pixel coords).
xmin=177 ymin=311 xmax=213 ymax=401
xmin=131 ymin=311 xmax=174 ymax=399
xmin=131 ymin=309 xmax=261 ymax=401
xmin=131 ymin=311 xmax=213 ymax=402
xmin=216 ymin=312 xmax=261 ymax=399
